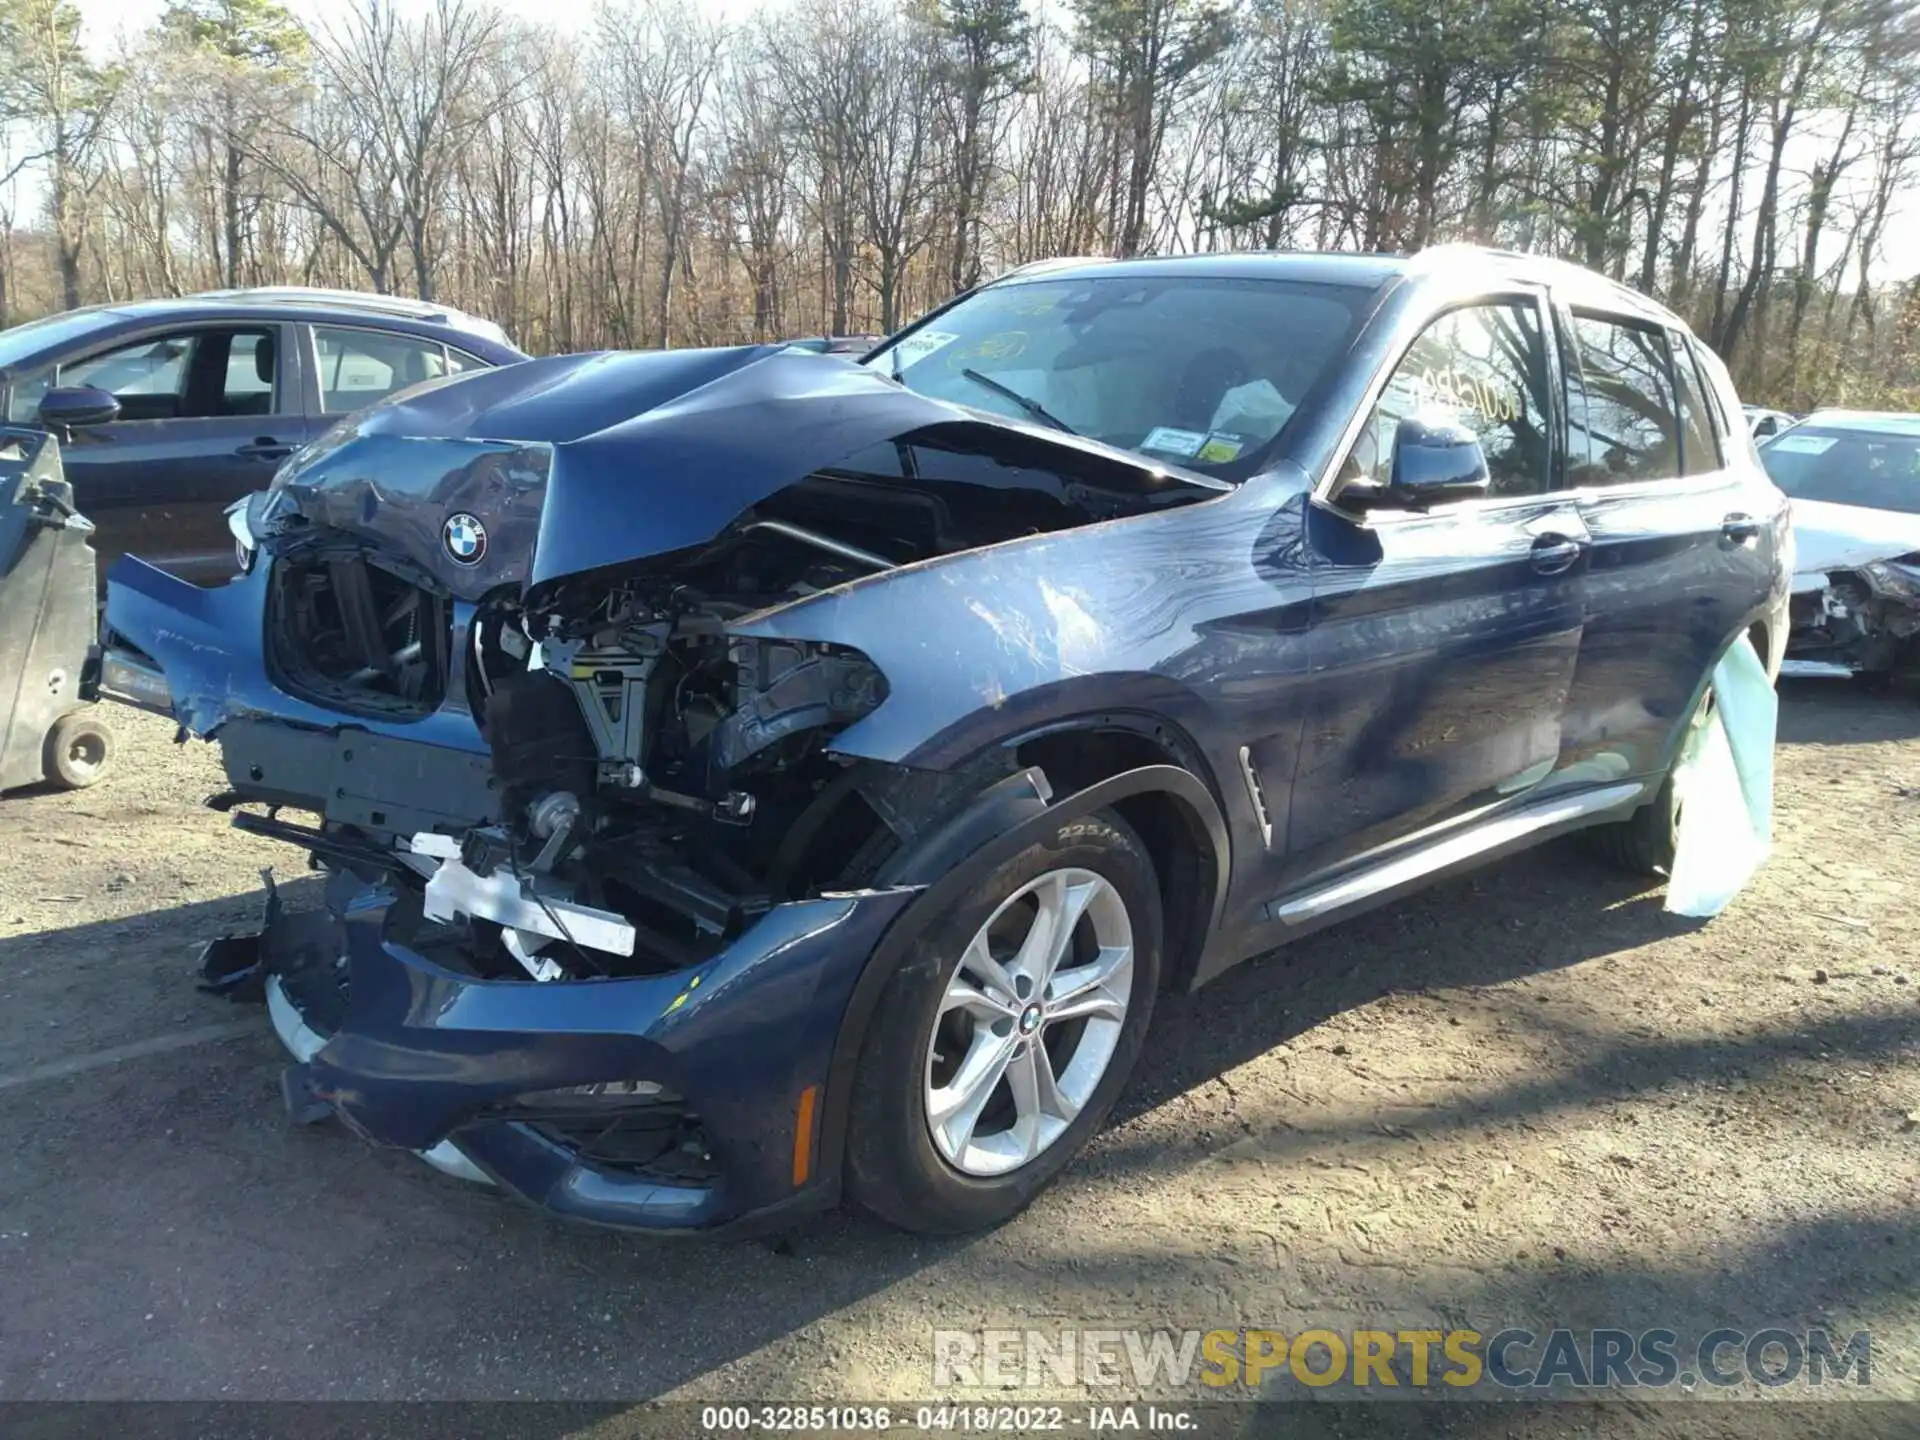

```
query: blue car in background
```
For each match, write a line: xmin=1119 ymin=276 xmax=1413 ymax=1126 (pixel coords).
xmin=101 ymin=247 xmax=1789 ymax=1236
xmin=0 ymin=287 xmax=526 ymax=583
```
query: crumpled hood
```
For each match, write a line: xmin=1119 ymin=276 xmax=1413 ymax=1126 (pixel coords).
xmin=1789 ymin=497 xmax=1920 ymax=585
xmin=525 ymin=346 xmax=1179 ymax=590
xmin=264 ymin=341 xmax=1214 ymax=601
xmin=263 ymin=345 xmax=791 ymax=599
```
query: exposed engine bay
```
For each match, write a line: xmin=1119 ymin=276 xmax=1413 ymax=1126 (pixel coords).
xmin=1785 ymin=556 xmax=1920 ymax=680
xmin=378 ymin=469 xmax=1137 ymax=983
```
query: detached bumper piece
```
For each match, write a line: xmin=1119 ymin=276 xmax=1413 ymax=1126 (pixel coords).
xmin=233 ymin=869 xmax=916 ymax=1233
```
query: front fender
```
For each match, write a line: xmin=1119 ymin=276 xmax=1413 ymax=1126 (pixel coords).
xmin=729 ymin=478 xmax=1300 ymax=773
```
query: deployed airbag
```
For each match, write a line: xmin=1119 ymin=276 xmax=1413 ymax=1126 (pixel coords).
xmin=1665 ymin=635 xmax=1775 ymax=918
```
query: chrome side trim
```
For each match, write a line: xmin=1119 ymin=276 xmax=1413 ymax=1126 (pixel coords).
xmin=419 ymin=1140 xmax=493 ymax=1186
xmin=1269 ymin=781 xmax=1646 ymax=925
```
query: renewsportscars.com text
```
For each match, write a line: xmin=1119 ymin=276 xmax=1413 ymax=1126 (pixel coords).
xmin=933 ymin=1326 xmax=1871 ymax=1391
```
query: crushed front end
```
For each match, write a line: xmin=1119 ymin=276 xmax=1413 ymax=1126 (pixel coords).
xmin=226 ymin=504 xmax=1043 ymax=1230
xmin=117 ymin=344 xmax=1216 ymax=1231
xmin=1784 ymin=556 xmax=1920 ymax=681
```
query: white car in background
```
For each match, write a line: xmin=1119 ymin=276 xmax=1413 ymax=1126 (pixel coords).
xmin=1761 ymin=410 xmax=1920 ymax=681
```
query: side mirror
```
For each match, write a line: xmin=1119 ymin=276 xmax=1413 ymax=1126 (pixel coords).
xmin=39 ymin=386 xmax=122 ymax=431
xmin=1384 ymin=413 xmax=1490 ymax=506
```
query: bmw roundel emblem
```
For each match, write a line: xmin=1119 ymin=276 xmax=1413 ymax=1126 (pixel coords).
xmin=443 ymin=512 xmax=487 ymax=566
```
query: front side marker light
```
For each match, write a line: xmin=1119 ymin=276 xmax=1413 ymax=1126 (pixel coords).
xmin=792 ymin=1084 xmax=820 ymax=1188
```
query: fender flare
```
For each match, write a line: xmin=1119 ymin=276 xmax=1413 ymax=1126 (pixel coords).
xmin=811 ymin=762 xmax=1229 ymax=1190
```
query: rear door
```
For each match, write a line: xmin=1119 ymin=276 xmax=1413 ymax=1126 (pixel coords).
xmin=1285 ymin=292 xmax=1589 ymax=888
xmin=55 ymin=324 xmax=301 ymax=583
xmin=1556 ymin=310 xmax=1768 ymax=780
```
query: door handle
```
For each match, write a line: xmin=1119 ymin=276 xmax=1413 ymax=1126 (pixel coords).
xmin=236 ymin=438 xmax=293 ymax=461
xmin=1528 ymin=533 xmax=1586 ymax=575
xmin=1721 ymin=512 xmax=1761 ymax=546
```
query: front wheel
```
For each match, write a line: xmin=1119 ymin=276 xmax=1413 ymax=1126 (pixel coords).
xmin=846 ymin=810 xmax=1161 ymax=1235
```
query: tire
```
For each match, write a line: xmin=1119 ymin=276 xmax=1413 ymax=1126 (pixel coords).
xmin=43 ymin=711 xmax=113 ymax=790
xmin=1585 ymin=682 xmax=1714 ymax=877
xmin=846 ymin=810 xmax=1162 ymax=1235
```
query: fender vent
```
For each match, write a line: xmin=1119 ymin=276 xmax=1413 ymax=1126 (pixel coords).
xmin=1239 ymin=745 xmax=1274 ymax=848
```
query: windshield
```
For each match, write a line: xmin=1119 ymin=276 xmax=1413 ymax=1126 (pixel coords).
xmin=1762 ymin=427 xmax=1920 ymax=515
xmin=863 ymin=274 xmax=1373 ymax=482
xmin=0 ymin=309 xmax=122 ymax=373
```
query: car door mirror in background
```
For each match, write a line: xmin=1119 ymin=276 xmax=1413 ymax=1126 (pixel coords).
xmin=39 ymin=386 xmax=123 ymax=431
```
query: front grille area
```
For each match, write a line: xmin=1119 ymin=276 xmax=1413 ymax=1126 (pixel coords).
xmin=268 ymin=556 xmax=450 ymax=718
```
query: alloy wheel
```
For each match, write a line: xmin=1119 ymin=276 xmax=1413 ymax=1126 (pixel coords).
xmin=923 ymin=867 xmax=1134 ymax=1177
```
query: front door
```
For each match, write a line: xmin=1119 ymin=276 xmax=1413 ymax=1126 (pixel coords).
xmin=1283 ymin=293 xmax=1588 ymax=888
xmin=57 ymin=324 xmax=301 ymax=583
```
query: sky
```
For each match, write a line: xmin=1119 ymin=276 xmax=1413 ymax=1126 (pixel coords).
xmin=59 ymin=0 xmax=1920 ymax=289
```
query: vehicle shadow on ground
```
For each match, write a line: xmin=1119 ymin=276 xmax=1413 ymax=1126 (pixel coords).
xmin=1110 ymin=843 xmax=1695 ymax=1138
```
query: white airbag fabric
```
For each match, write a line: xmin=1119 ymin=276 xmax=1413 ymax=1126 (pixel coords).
xmin=1664 ymin=635 xmax=1776 ymax=917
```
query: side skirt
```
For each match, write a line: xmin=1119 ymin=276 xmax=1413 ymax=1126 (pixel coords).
xmin=1197 ymin=780 xmax=1649 ymax=982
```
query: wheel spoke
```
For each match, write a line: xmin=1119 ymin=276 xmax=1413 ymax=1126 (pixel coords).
xmin=942 ymin=974 xmax=1015 ymax=1023
xmin=1008 ymin=1039 xmax=1077 ymax=1128
xmin=957 ymin=933 xmax=1020 ymax=1006
xmin=1046 ymin=944 xmax=1132 ymax=1025
xmin=1010 ymin=872 xmax=1099 ymax=987
xmin=928 ymin=1028 xmax=1015 ymax=1157
xmin=923 ymin=866 xmax=1134 ymax=1177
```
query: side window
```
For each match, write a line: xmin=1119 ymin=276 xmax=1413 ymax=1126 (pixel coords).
xmin=314 ymin=327 xmax=450 ymax=413
xmin=1346 ymin=300 xmax=1551 ymax=499
xmin=1670 ymin=336 xmax=1722 ymax=475
xmin=445 ymin=347 xmax=484 ymax=375
xmin=62 ymin=334 xmax=198 ymax=421
xmin=37 ymin=327 xmax=281 ymax=423
xmin=220 ymin=331 xmax=279 ymax=417
xmin=1566 ymin=313 xmax=1680 ymax=485
xmin=7 ymin=367 xmax=55 ymax=422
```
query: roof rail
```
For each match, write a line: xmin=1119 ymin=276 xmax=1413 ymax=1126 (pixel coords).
xmin=190 ymin=286 xmax=451 ymax=320
xmin=187 ymin=285 xmax=512 ymax=345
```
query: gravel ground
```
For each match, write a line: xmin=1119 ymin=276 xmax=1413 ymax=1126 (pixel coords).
xmin=0 ymin=684 xmax=1915 ymax=1429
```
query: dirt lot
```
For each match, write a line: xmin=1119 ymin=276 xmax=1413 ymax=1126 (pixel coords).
xmin=0 ymin=683 xmax=1916 ymax=1426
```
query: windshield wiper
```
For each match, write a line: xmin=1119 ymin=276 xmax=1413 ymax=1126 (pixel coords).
xmin=958 ymin=367 xmax=1076 ymax=435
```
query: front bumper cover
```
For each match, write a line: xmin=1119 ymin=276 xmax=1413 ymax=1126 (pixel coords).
xmin=249 ymin=871 xmax=918 ymax=1234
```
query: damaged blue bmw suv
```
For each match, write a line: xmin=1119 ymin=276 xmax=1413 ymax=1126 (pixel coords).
xmin=101 ymin=247 xmax=1790 ymax=1235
